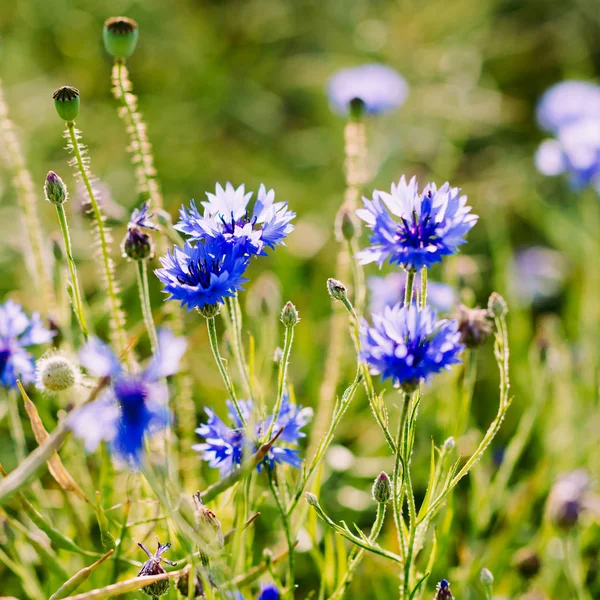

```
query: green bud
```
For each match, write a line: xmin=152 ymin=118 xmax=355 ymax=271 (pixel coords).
xmin=197 ymin=303 xmax=221 ymax=319
xmin=487 ymin=292 xmax=508 ymax=318
xmin=103 ymin=17 xmax=139 ymax=59
xmin=327 ymin=278 xmax=347 ymax=301
xmin=480 ymin=567 xmax=494 ymax=589
xmin=442 ymin=436 xmax=455 ymax=451
xmin=305 ymin=492 xmax=318 ymax=507
xmin=280 ymin=301 xmax=299 ymax=328
xmin=372 ymin=471 xmax=392 ymax=504
xmin=121 ymin=228 xmax=153 ymax=261
xmin=44 ymin=171 xmax=67 ymax=205
xmin=53 ymin=86 xmax=80 ymax=122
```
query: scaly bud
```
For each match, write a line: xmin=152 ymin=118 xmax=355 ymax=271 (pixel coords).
xmin=372 ymin=471 xmax=392 ymax=504
xmin=455 ymin=304 xmax=493 ymax=348
xmin=103 ymin=17 xmax=139 ymax=59
xmin=487 ymin=292 xmax=508 ymax=318
xmin=44 ymin=171 xmax=68 ymax=205
xmin=122 ymin=228 xmax=153 ymax=261
xmin=53 ymin=86 xmax=80 ymax=122
xmin=280 ymin=301 xmax=299 ymax=328
xmin=175 ymin=572 xmax=205 ymax=598
xmin=335 ymin=205 xmax=358 ymax=241
xmin=35 ymin=352 xmax=79 ymax=393
xmin=305 ymin=492 xmax=318 ymax=507
xmin=327 ymin=278 xmax=347 ymax=302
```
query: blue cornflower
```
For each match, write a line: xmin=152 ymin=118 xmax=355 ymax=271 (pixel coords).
xmin=257 ymin=583 xmax=280 ymax=600
xmin=356 ymin=176 xmax=478 ymax=272
xmin=193 ymin=395 xmax=312 ymax=475
xmin=129 ymin=201 xmax=158 ymax=231
xmin=69 ymin=329 xmax=187 ymax=466
xmin=327 ymin=64 xmax=408 ymax=116
xmin=368 ymin=273 xmax=457 ymax=315
xmin=360 ymin=304 xmax=464 ymax=390
xmin=123 ymin=201 xmax=158 ymax=261
xmin=0 ymin=300 xmax=53 ymax=389
xmin=536 ymin=80 xmax=600 ymax=133
xmin=155 ymin=236 xmax=249 ymax=311
xmin=175 ymin=183 xmax=295 ymax=256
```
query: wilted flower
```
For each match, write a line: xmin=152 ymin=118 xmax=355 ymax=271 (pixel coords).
xmin=357 ymin=176 xmax=478 ymax=272
xmin=0 ymin=300 xmax=53 ymax=389
xmin=193 ymin=394 xmax=312 ymax=475
xmin=547 ymin=469 xmax=590 ymax=528
xmin=155 ymin=237 xmax=249 ymax=311
xmin=454 ymin=304 xmax=493 ymax=348
xmin=35 ymin=352 xmax=79 ymax=393
xmin=138 ymin=541 xmax=176 ymax=598
xmin=257 ymin=583 xmax=280 ymax=600
xmin=176 ymin=183 xmax=295 ymax=257
xmin=122 ymin=202 xmax=158 ymax=261
xmin=69 ymin=329 xmax=186 ymax=466
xmin=327 ymin=64 xmax=408 ymax=116
xmin=360 ymin=304 xmax=464 ymax=390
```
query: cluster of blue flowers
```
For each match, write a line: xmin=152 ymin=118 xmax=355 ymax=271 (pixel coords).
xmin=194 ymin=394 xmax=313 ymax=474
xmin=156 ymin=183 xmax=295 ymax=311
xmin=535 ymin=80 xmax=600 ymax=192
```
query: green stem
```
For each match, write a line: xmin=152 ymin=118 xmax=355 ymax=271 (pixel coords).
xmin=206 ymin=315 xmax=245 ymax=426
xmin=420 ymin=267 xmax=427 ymax=309
xmin=8 ymin=389 xmax=26 ymax=463
xmin=65 ymin=122 xmax=128 ymax=360
xmin=404 ymin=270 xmax=415 ymax=306
xmin=135 ymin=260 xmax=159 ymax=353
xmin=227 ymin=295 xmax=254 ymax=398
xmin=55 ymin=203 xmax=88 ymax=338
xmin=393 ymin=396 xmax=409 ymax=559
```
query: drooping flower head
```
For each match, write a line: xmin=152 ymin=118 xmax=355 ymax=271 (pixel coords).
xmin=122 ymin=201 xmax=158 ymax=261
xmin=69 ymin=329 xmax=187 ymax=466
xmin=0 ymin=300 xmax=54 ymax=389
xmin=357 ymin=176 xmax=478 ymax=272
xmin=155 ymin=236 xmax=249 ymax=311
xmin=536 ymin=80 xmax=600 ymax=133
xmin=176 ymin=183 xmax=295 ymax=257
xmin=360 ymin=304 xmax=464 ymax=390
xmin=193 ymin=394 xmax=312 ymax=475
xmin=257 ymin=583 xmax=280 ymax=600
xmin=327 ymin=64 xmax=409 ymax=116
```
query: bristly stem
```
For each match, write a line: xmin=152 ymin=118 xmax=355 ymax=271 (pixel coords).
xmin=420 ymin=267 xmax=427 ymax=309
xmin=65 ymin=122 xmax=129 ymax=361
xmin=55 ymin=203 xmax=88 ymax=338
xmin=393 ymin=394 xmax=410 ymax=562
xmin=227 ymin=295 xmax=254 ymax=399
xmin=404 ymin=269 xmax=416 ymax=306
xmin=135 ymin=260 xmax=159 ymax=353
xmin=206 ymin=315 xmax=246 ymax=426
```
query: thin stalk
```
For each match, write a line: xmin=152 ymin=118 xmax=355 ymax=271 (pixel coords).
xmin=135 ymin=260 xmax=159 ymax=353
xmin=404 ymin=270 xmax=416 ymax=306
xmin=227 ymin=295 xmax=254 ymax=398
xmin=420 ymin=267 xmax=427 ymax=309
xmin=65 ymin=122 xmax=129 ymax=360
xmin=8 ymin=389 xmax=27 ymax=463
xmin=55 ymin=203 xmax=88 ymax=338
xmin=206 ymin=315 xmax=245 ymax=426
xmin=393 ymin=396 xmax=410 ymax=559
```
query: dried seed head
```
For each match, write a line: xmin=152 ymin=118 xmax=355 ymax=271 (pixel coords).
xmin=44 ymin=171 xmax=68 ymax=206
xmin=53 ymin=86 xmax=80 ymax=121
xmin=455 ymin=304 xmax=493 ymax=348
xmin=280 ymin=301 xmax=299 ymax=328
xmin=35 ymin=352 xmax=79 ymax=393
xmin=372 ymin=471 xmax=392 ymax=504
xmin=103 ymin=17 xmax=139 ymax=59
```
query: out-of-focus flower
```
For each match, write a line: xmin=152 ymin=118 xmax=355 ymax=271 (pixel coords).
xmin=547 ymin=469 xmax=590 ymax=528
xmin=138 ymin=540 xmax=176 ymax=599
xmin=0 ymin=300 xmax=53 ymax=389
xmin=327 ymin=64 xmax=408 ymax=116
xmin=257 ymin=583 xmax=280 ymax=600
xmin=511 ymin=247 xmax=567 ymax=306
xmin=513 ymin=547 xmax=541 ymax=579
xmin=122 ymin=202 xmax=158 ymax=261
xmin=536 ymin=80 xmax=600 ymax=133
xmin=368 ymin=273 xmax=457 ymax=315
xmin=454 ymin=304 xmax=493 ymax=348
xmin=435 ymin=579 xmax=454 ymax=599
xmin=176 ymin=183 xmax=295 ymax=256
xmin=357 ymin=176 xmax=477 ymax=271
xmin=69 ymin=329 xmax=186 ymax=466
xmin=193 ymin=394 xmax=312 ymax=475
xmin=155 ymin=237 xmax=249 ymax=311
xmin=35 ymin=352 xmax=80 ymax=393
xmin=360 ymin=304 xmax=464 ymax=390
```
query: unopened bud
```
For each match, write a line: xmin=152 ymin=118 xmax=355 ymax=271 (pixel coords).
xmin=280 ymin=301 xmax=299 ymax=328
xmin=122 ymin=228 xmax=153 ymax=261
xmin=455 ymin=304 xmax=493 ymax=348
xmin=103 ymin=17 xmax=139 ymax=59
xmin=35 ymin=353 xmax=79 ymax=393
xmin=53 ymin=86 xmax=80 ymax=122
xmin=487 ymin=292 xmax=508 ymax=318
xmin=44 ymin=171 xmax=68 ymax=205
xmin=305 ymin=492 xmax=318 ymax=507
xmin=442 ymin=437 xmax=455 ymax=451
xmin=263 ymin=548 xmax=274 ymax=569
xmin=513 ymin=547 xmax=541 ymax=579
xmin=435 ymin=579 xmax=453 ymax=599
xmin=193 ymin=492 xmax=224 ymax=547
xmin=138 ymin=541 xmax=174 ymax=598
xmin=480 ymin=567 xmax=494 ymax=586
xmin=327 ymin=278 xmax=347 ymax=301
xmin=372 ymin=471 xmax=392 ymax=504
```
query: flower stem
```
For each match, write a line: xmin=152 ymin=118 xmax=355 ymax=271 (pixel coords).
xmin=135 ymin=260 xmax=159 ymax=353
xmin=404 ymin=270 xmax=415 ymax=306
xmin=55 ymin=204 xmax=88 ymax=339
xmin=206 ymin=315 xmax=245 ymax=426
xmin=393 ymin=395 xmax=409 ymax=560
xmin=8 ymin=389 xmax=27 ymax=464
xmin=420 ymin=267 xmax=427 ymax=309
xmin=227 ymin=295 xmax=254 ymax=399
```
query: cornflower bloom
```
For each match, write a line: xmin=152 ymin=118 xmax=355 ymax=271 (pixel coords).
xmin=122 ymin=201 xmax=158 ymax=261
xmin=257 ymin=583 xmax=280 ymax=600
xmin=69 ymin=329 xmax=187 ymax=466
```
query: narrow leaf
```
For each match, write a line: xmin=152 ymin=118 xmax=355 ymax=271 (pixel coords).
xmin=49 ymin=550 xmax=114 ymax=600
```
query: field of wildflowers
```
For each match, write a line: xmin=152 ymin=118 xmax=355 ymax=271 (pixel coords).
xmin=0 ymin=1 xmax=598 ymax=599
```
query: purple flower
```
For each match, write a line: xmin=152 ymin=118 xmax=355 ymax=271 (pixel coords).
xmin=512 ymin=246 xmax=567 ymax=306
xmin=69 ymin=329 xmax=187 ymax=467
xmin=327 ymin=64 xmax=408 ymax=116
xmin=257 ymin=583 xmax=280 ymax=600
xmin=193 ymin=395 xmax=312 ymax=475
xmin=0 ymin=300 xmax=53 ymax=389
xmin=360 ymin=304 xmax=464 ymax=390
xmin=175 ymin=183 xmax=295 ymax=256
xmin=357 ymin=176 xmax=478 ymax=272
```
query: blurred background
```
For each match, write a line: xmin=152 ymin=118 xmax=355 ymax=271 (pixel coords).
xmin=1 ymin=0 xmax=599 ymax=598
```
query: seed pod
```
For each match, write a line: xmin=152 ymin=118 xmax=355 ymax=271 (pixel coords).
xmin=103 ymin=17 xmax=139 ymax=59
xmin=53 ymin=86 xmax=80 ymax=122
xmin=35 ymin=352 xmax=79 ymax=393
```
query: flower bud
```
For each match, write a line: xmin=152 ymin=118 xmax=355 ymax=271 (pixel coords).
xmin=435 ymin=579 xmax=454 ymax=599
xmin=103 ymin=17 xmax=139 ymax=59
xmin=53 ymin=86 xmax=80 ymax=122
xmin=480 ymin=567 xmax=494 ymax=587
xmin=197 ymin=303 xmax=221 ymax=319
xmin=44 ymin=171 xmax=68 ymax=206
xmin=305 ymin=492 xmax=318 ymax=507
xmin=327 ymin=278 xmax=347 ymax=302
xmin=487 ymin=292 xmax=508 ymax=318
xmin=122 ymin=228 xmax=153 ymax=261
xmin=513 ymin=547 xmax=541 ymax=579
xmin=35 ymin=353 xmax=79 ymax=393
xmin=335 ymin=205 xmax=358 ymax=241
xmin=193 ymin=492 xmax=224 ymax=548
xmin=455 ymin=304 xmax=493 ymax=348
xmin=442 ymin=436 xmax=455 ymax=451
xmin=372 ymin=471 xmax=392 ymax=504
xmin=280 ymin=301 xmax=299 ymax=328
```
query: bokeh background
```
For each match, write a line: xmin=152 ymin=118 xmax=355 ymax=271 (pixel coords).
xmin=1 ymin=0 xmax=599 ymax=598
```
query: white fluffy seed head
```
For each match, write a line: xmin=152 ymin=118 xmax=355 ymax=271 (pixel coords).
xmin=36 ymin=353 xmax=80 ymax=393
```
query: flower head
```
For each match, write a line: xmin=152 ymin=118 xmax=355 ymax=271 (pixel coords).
xmin=435 ymin=580 xmax=454 ymax=599
xmin=257 ymin=583 xmax=280 ymax=600
xmin=155 ymin=236 xmax=249 ymax=311
xmin=137 ymin=540 xmax=176 ymax=599
xmin=546 ymin=469 xmax=590 ymax=528
xmin=35 ymin=352 xmax=80 ymax=393
xmin=327 ymin=64 xmax=408 ymax=116
xmin=357 ymin=176 xmax=477 ymax=271
xmin=122 ymin=202 xmax=157 ymax=261
xmin=360 ymin=304 xmax=464 ymax=390
xmin=176 ymin=183 xmax=295 ymax=256
xmin=69 ymin=329 xmax=187 ymax=467
xmin=193 ymin=394 xmax=312 ymax=475
xmin=0 ymin=300 xmax=53 ymax=389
